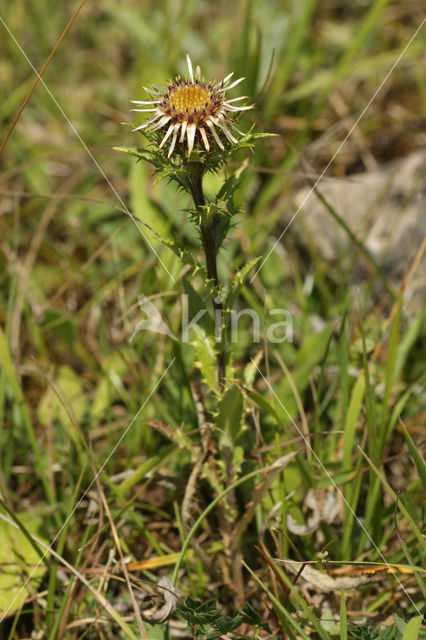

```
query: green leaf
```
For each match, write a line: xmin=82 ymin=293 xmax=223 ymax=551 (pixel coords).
xmin=191 ymin=326 xmax=218 ymax=393
xmin=183 ymin=279 xmax=214 ymax=335
xmin=226 ymin=257 xmax=262 ymax=308
xmin=37 ymin=366 xmax=87 ymax=454
xmin=0 ymin=328 xmax=37 ymax=452
xmin=117 ymin=444 xmax=176 ymax=496
xmin=401 ymin=616 xmax=422 ymax=640
xmin=113 ymin=145 xmax=150 ymax=160
xmin=243 ymin=351 xmax=263 ymax=387
xmin=90 ymin=353 xmax=128 ymax=421
xmin=237 ymin=131 xmax=278 ymax=143
xmin=156 ymin=235 xmax=214 ymax=292
xmin=241 ymin=602 xmax=272 ymax=632
xmin=241 ymin=602 xmax=261 ymax=625
xmin=0 ymin=330 xmax=55 ymax=508
xmin=245 ymin=387 xmax=282 ymax=425
xmin=394 ymin=613 xmax=407 ymax=634
xmin=217 ymin=386 xmax=244 ymax=444
xmin=0 ymin=512 xmax=48 ymax=617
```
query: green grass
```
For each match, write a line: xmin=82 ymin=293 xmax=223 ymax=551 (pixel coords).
xmin=1 ymin=0 xmax=425 ymax=638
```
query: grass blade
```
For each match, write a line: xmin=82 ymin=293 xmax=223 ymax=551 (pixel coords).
xmin=398 ymin=418 xmax=426 ymax=489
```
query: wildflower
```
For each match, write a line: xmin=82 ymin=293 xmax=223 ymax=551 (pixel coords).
xmin=131 ymin=54 xmax=252 ymax=158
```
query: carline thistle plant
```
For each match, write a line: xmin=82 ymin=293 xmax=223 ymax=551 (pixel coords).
xmin=117 ymin=55 xmax=275 ymax=610
xmin=117 ymin=54 xmax=272 ymax=388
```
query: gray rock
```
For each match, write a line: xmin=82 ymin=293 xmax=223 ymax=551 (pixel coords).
xmin=292 ymin=151 xmax=426 ymax=305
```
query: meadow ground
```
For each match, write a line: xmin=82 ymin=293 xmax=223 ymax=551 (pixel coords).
xmin=0 ymin=1 xmax=425 ymax=638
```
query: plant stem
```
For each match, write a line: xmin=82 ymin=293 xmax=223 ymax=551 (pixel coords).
xmin=188 ymin=169 xmax=244 ymax=603
xmin=189 ymin=168 xmax=225 ymax=388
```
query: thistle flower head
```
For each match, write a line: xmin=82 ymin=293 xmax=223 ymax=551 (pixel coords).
xmin=131 ymin=54 xmax=252 ymax=158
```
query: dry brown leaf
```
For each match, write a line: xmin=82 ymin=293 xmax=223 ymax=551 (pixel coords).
xmin=139 ymin=577 xmax=178 ymax=623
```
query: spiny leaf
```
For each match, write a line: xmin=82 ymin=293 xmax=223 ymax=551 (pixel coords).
xmin=226 ymin=256 xmax=262 ymax=307
xmin=191 ymin=326 xmax=218 ymax=393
